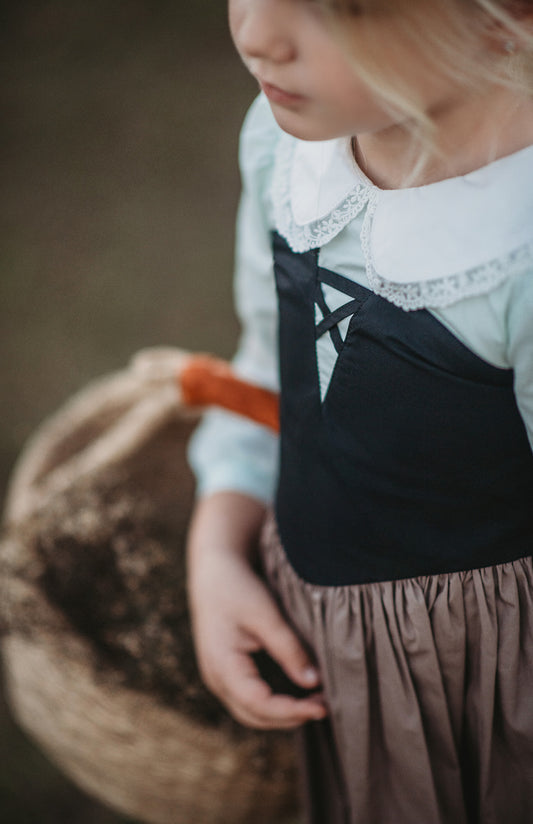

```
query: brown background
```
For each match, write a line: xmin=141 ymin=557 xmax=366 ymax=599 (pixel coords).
xmin=1 ymin=2 xmax=257 ymax=820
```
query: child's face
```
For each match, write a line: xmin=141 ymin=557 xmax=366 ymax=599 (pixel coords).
xmin=229 ymin=0 xmax=476 ymax=142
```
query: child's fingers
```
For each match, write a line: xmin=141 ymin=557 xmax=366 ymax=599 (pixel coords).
xmin=221 ymin=651 xmax=327 ymax=730
xmin=248 ymin=594 xmax=322 ymax=690
xmin=233 ymin=690 xmax=328 ymax=730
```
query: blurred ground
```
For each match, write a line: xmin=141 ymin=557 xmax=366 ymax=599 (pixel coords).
xmin=0 ymin=2 xmax=257 ymax=821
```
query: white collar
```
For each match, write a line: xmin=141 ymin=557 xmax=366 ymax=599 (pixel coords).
xmin=272 ymin=132 xmax=533 ymax=309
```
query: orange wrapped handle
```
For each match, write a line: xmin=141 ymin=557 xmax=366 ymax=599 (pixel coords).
xmin=178 ymin=355 xmax=279 ymax=433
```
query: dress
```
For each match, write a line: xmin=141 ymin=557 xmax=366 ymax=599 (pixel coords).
xmin=189 ymin=94 xmax=533 ymax=823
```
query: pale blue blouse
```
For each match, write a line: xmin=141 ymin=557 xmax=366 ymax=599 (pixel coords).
xmin=189 ymin=94 xmax=533 ymax=505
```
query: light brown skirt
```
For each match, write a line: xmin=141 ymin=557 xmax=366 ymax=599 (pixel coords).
xmin=260 ymin=516 xmax=533 ymax=824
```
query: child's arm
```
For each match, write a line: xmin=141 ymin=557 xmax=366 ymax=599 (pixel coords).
xmin=187 ymin=490 xmax=327 ymax=729
xmin=186 ymin=99 xmax=324 ymax=728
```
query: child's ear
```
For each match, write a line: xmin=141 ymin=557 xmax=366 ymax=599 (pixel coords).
xmin=483 ymin=1 xmax=533 ymax=55
xmin=484 ymin=28 xmax=527 ymax=58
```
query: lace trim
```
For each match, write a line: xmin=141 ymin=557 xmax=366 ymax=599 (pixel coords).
xmin=272 ymin=134 xmax=370 ymax=254
xmin=360 ymin=192 xmax=533 ymax=310
xmin=272 ymin=136 xmax=532 ymax=310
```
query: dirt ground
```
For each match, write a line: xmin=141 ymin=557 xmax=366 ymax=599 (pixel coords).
xmin=1 ymin=2 xmax=259 ymax=821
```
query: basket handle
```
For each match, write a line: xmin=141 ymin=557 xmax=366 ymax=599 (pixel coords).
xmin=178 ymin=355 xmax=279 ymax=434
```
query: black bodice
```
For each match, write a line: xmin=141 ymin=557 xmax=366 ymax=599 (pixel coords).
xmin=272 ymin=232 xmax=533 ymax=585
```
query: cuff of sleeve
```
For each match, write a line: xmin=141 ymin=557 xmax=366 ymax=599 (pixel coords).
xmin=187 ymin=410 xmax=278 ymax=506
xmin=194 ymin=466 xmax=276 ymax=506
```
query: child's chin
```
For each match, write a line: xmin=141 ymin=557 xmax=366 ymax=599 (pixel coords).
xmin=268 ymin=102 xmax=340 ymax=142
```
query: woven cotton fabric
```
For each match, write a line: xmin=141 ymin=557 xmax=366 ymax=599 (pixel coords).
xmin=261 ymin=515 xmax=533 ymax=824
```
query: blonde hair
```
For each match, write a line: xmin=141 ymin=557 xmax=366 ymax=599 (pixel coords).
xmin=323 ymin=0 xmax=533 ymax=174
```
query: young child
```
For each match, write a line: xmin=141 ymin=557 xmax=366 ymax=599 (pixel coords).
xmin=187 ymin=1 xmax=533 ymax=821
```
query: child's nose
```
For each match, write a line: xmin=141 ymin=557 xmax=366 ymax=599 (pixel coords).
xmin=234 ymin=1 xmax=296 ymax=65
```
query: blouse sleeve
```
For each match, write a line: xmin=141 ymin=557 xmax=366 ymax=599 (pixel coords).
xmin=187 ymin=95 xmax=281 ymax=504
xmin=507 ymin=264 xmax=533 ymax=452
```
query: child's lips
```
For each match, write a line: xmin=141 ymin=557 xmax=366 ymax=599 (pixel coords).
xmin=259 ymin=79 xmax=305 ymax=106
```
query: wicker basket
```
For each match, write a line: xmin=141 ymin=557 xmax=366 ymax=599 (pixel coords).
xmin=0 ymin=349 xmax=298 ymax=824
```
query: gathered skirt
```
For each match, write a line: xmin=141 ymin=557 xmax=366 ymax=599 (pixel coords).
xmin=259 ymin=515 xmax=533 ymax=824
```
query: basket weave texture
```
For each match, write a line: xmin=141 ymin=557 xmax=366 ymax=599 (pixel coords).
xmin=0 ymin=349 xmax=298 ymax=824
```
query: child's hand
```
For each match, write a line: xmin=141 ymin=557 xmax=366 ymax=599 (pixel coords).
xmin=187 ymin=492 xmax=328 ymax=730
